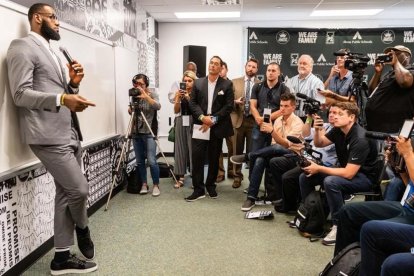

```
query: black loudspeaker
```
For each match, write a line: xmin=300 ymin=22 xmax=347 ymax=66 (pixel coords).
xmin=183 ymin=45 xmax=207 ymax=78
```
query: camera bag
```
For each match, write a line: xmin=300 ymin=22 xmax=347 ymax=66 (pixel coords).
xmin=158 ymin=162 xmax=174 ymax=178
xmin=126 ymin=166 xmax=142 ymax=194
xmin=319 ymin=242 xmax=361 ymax=276
xmin=293 ymin=190 xmax=328 ymax=240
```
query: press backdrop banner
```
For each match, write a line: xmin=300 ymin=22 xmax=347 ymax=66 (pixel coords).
xmin=247 ymin=27 xmax=414 ymax=83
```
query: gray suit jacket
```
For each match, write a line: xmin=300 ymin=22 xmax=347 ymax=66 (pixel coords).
xmin=7 ymin=34 xmax=78 ymax=145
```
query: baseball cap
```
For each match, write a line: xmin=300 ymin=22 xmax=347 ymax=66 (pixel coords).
xmin=384 ymin=45 xmax=412 ymax=56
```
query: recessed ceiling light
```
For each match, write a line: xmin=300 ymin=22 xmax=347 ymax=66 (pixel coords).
xmin=175 ymin=12 xmax=240 ymax=19
xmin=311 ymin=9 xmax=383 ymax=17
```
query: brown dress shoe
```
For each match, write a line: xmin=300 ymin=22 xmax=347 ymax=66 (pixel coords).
xmin=216 ymin=175 xmax=225 ymax=183
xmin=232 ymin=178 xmax=241 ymax=188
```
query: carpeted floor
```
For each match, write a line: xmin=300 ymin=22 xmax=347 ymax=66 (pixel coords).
xmin=23 ymin=162 xmax=336 ymax=276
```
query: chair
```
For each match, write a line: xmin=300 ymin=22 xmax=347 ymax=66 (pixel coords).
xmin=354 ymin=153 xmax=386 ymax=201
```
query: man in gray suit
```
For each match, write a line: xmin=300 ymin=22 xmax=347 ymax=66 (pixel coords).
xmin=7 ymin=3 xmax=97 ymax=275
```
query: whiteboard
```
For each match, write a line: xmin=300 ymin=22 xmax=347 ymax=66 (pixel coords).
xmin=0 ymin=5 xmax=117 ymax=173
xmin=114 ymin=46 xmax=138 ymax=134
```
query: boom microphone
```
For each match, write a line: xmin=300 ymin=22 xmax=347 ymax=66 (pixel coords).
xmin=296 ymin=93 xmax=310 ymax=100
xmin=365 ymin=131 xmax=393 ymax=140
xmin=59 ymin=46 xmax=74 ymax=64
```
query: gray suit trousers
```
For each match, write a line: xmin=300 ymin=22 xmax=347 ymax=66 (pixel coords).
xmin=30 ymin=128 xmax=89 ymax=248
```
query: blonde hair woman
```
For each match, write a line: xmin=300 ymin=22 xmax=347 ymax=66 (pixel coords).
xmin=172 ymin=70 xmax=197 ymax=188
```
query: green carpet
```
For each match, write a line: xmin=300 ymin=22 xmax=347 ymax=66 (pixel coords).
xmin=23 ymin=166 xmax=336 ymax=276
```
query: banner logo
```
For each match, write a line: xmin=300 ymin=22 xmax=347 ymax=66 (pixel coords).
xmin=343 ymin=31 xmax=372 ymax=44
xmin=404 ymin=31 xmax=414 ymax=43
xmin=298 ymin=31 xmax=318 ymax=43
xmin=290 ymin=53 xmax=299 ymax=66
xmin=276 ymin=30 xmax=290 ymax=44
xmin=326 ymin=32 xmax=335 ymax=44
xmin=263 ymin=53 xmax=283 ymax=65
xmin=249 ymin=32 xmax=258 ymax=40
xmin=381 ymin=30 xmax=395 ymax=44
xmin=353 ymin=31 xmax=363 ymax=40
xmin=317 ymin=54 xmax=327 ymax=63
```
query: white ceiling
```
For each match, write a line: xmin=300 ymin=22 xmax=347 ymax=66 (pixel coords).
xmin=137 ymin=0 xmax=414 ymax=23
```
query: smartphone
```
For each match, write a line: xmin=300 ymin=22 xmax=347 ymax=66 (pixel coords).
xmin=377 ymin=54 xmax=393 ymax=63
xmin=399 ymin=119 xmax=414 ymax=138
xmin=263 ymin=114 xmax=270 ymax=123
xmin=179 ymin=82 xmax=186 ymax=91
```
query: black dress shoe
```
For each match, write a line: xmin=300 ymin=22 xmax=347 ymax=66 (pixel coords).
xmin=76 ymin=227 xmax=95 ymax=260
xmin=185 ymin=192 xmax=206 ymax=202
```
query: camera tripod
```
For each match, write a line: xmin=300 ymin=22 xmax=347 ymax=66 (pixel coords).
xmin=346 ymin=73 xmax=368 ymax=127
xmin=105 ymin=107 xmax=178 ymax=211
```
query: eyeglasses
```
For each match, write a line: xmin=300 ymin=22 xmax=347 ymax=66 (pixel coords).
xmin=37 ymin=13 xmax=59 ymax=21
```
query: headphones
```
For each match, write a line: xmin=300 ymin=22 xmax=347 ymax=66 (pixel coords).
xmin=132 ymin=74 xmax=149 ymax=87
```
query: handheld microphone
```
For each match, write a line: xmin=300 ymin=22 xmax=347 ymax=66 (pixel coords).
xmin=287 ymin=135 xmax=302 ymax=144
xmin=59 ymin=46 xmax=74 ymax=64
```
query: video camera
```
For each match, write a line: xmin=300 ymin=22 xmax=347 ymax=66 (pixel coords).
xmin=334 ymin=50 xmax=370 ymax=73
xmin=296 ymin=93 xmax=321 ymax=115
xmin=287 ymin=136 xmax=323 ymax=169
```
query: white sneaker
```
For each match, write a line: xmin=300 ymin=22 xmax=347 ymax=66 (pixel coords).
xmin=152 ymin=185 xmax=160 ymax=197
xmin=139 ymin=184 xmax=148 ymax=194
xmin=322 ymin=225 xmax=337 ymax=246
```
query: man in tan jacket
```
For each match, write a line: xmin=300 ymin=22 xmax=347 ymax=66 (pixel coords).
xmin=230 ymin=58 xmax=259 ymax=188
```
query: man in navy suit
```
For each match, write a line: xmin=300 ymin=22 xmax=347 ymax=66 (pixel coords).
xmin=7 ymin=3 xmax=97 ymax=275
xmin=187 ymin=56 xmax=234 ymax=201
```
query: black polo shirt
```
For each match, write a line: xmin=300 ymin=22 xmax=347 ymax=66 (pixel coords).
xmin=250 ymin=81 xmax=290 ymax=116
xmin=326 ymin=123 xmax=378 ymax=183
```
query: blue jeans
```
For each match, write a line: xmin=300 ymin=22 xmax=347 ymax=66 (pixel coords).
xmin=360 ymin=220 xmax=414 ymax=276
xmin=247 ymin=144 xmax=291 ymax=200
xmin=335 ymin=200 xmax=414 ymax=255
xmin=384 ymin=177 xmax=405 ymax=201
xmin=299 ymin=172 xmax=372 ymax=225
xmin=133 ymin=134 xmax=160 ymax=184
xmin=249 ymin=125 xmax=271 ymax=174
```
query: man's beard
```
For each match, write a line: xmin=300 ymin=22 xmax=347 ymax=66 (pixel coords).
xmin=40 ymin=21 xmax=60 ymax=41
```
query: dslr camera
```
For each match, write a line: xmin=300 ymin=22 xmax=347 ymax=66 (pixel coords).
xmin=129 ymin=87 xmax=141 ymax=97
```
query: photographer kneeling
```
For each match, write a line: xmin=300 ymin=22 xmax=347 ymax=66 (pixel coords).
xmin=128 ymin=74 xmax=161 ymax=196
xmin=298 ymin=102 xmax=378 ymax=246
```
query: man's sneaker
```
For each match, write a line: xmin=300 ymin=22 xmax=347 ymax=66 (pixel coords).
xmin=76 ymin=227 xmax=95 ymax=260
xmin=185 ymin=192 xmax=206 ymax=202
xmin=241 ymin=199 xmax=255 ymax=212
xmin=140 ymin=184 xmax=148 ymax=194
xmin=152 ymin=185 xmax=160 ymax=197
xmin=230 ymin=154 xmax=247 ymax=165
xmin=243 ymin=188 xmax=248 ymax=194
xmin=207 ymin=189 xmax=218 ymax=199
xmin=50 ymin=254 xmax=97 ymax=275
xmin=322 ymin=225 xmax=337 ymax=246
xmin=344 ymin=194 xmax=355 ymax=202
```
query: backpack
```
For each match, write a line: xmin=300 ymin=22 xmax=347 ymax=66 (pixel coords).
xmin=319 ymin=242 xmax=361 ymax=276
xmin=293 ymin=190 xmax=327 ymax=238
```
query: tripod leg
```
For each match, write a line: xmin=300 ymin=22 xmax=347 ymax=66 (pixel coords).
xmin=105 ymin=111 xmax=135 ymax=211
